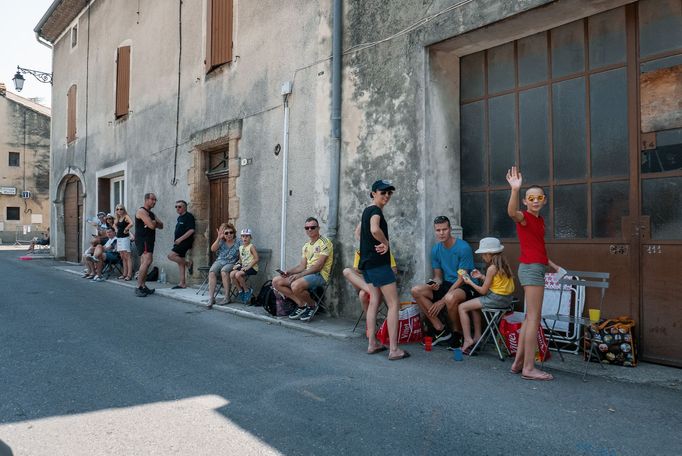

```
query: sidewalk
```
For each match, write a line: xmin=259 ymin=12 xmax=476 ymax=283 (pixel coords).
xmin=54 ymin=262 xmax=681 ymax=391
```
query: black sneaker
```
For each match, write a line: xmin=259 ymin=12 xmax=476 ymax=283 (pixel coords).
xmin=288 ymin=307 xmax=307 ymax=320
xmin=143 ymin=286 xmax=155 ymax=295
xmin=135 ymin=287 xmax=148 ymax=297
xmin=433 ymin=328 xmax=453 ymax=345
xmin=446 ymin=332 xmax=464 ymax=350
xmin=299 ymin=306 xmax=318 ymax=322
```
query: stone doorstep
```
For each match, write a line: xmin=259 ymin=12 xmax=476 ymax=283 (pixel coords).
xmin=54 ymin=265 xmax=681 ymax=390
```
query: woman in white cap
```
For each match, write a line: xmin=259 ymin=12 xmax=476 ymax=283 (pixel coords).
xmin=458 ymin=237 xmax=515 ymax=354
xmin=358 ymin=179 xmax=409 ymax=361
xmin=230 ymin=228 xmax=259 ymax=303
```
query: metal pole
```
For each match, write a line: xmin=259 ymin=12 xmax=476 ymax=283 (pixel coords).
xmin=327 ymin=0 xmax=342 ymax=240
xmin=280 ymin=94 xmax=290 ymax=269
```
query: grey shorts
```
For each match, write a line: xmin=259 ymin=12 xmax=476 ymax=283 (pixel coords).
xmin=518 ymin=263 xmax=547 ymax=287
xmin=480 ymin=292 xmax=513 ymax=310
xmin=210 ymin=260 xmax=235 ymax=274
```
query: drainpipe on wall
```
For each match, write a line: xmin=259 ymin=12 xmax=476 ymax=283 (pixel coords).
xmin=280 ymin=84 xmax=293 ymax=269
xmin=327 ymin=0 xmax=342 ymax=240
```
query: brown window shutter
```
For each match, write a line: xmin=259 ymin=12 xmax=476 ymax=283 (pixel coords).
xmin=206 ymin=0 xmax=233 ymax=71
xmin=116 ymin=46 xmax=131 ymax=118
xmin=67 ymin=84 xmax=77 ymax=143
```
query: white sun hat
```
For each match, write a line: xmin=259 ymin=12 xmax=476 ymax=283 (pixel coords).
xmin=475 ymin=237 xmax=504 ymax=254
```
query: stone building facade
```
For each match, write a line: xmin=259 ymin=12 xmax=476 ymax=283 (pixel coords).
xmin=0 ymin=83 xmax=51 ymax=244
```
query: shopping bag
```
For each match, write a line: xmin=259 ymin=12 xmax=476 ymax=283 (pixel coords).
xmin=584 ymin=316 xmax=637 ymax=367
xmin=499 ymin=314 xmax=522 ymax=355
xmin=376 ymin=303 xmax=423 ymax=345
xmin=499 ymin=313 xmax=551 ymax=361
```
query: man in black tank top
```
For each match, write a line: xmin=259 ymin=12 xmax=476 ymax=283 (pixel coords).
xmin=167 ymin=200 xmax=196 ymax=289
xmin=135 ymin=192 xmax=164 ymax=297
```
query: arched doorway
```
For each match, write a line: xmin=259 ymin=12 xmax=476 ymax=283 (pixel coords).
xmin=63 ymin=175 xmax=83 ymax=262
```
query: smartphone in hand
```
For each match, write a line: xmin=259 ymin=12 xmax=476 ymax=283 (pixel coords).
xmin=276 ymin=269 xmax=287 ymax=276
xmin=426 ymin=279 xmax=437 ymax=286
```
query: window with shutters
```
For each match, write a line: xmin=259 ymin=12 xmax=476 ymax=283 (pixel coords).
xmin=67 ymin=84 xmax=77 ymax=143
xmin=205 ymin=0 xmax=234 ymax=72
xmin=115 ymin=46 xmax=131 ymax=118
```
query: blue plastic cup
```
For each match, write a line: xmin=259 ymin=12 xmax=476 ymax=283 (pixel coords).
xmin=453 ymin=347 xmax=463 ymax=361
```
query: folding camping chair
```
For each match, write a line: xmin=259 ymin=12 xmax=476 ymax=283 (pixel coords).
xmin=467 ymin=298 xmax=518 ymax=360
xmin=226 ymin=249 xmax=272 ymax=303
xmin=101 ymin=252 xmax=123 ymax=279
xmin=196 ymin=266 xmax=211 ymax=295
xmin=352 ymin=268 xmax=405 ymax=333
xmin=307 ymin=256 xmax=336 ymax=315
xmin=541 ymin=270 xmax=609 ymax=380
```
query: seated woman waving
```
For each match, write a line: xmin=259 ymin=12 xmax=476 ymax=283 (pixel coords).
xmin=207 ymin=223 xmax=240 ymax=308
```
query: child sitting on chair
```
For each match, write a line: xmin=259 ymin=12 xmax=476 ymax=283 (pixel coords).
xmin=458 ymin=237 xmax=515 ymax=354
xmin=230 ymin=228 xmax=259 ymax=303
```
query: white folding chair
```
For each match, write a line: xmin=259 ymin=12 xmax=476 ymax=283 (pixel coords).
xmin=467 ymin=300 xmax=516 ymax=361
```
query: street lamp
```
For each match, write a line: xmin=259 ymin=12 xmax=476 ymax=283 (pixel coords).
xmin=12 ymin=66 xmax=53 ymax=92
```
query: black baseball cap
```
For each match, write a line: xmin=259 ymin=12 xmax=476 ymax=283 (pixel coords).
xmin=370 ymin=179 xmax=395 ymax=197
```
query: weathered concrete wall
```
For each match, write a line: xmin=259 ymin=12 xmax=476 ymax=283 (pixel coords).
xmin=49 ymin=0 xmax=333 ymax=289
xmin=0 ymin=93 xmax=51 ymax=244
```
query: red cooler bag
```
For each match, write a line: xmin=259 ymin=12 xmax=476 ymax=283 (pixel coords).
xmin=499 ymin=313 xmax=551 ymax=361
xmin=376 ymin=303 xmax=423 ymax=345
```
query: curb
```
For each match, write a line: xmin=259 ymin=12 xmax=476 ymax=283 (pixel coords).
xmin=57 ymin=266 xmax=358 ymax=341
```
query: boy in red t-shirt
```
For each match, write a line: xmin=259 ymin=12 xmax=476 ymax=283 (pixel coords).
xmin=506 ymin=166 xmax=562 ymax=381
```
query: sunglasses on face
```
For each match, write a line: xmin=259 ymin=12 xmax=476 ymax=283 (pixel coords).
xmin=379 ymin=190 xmax=393 ymax=196
xmin=175 ymin=205 xmax=184 ymax=209
xmin=526 ymin=195 xmax=546 ymax=203
xmin=304 ymin=225 xmax=319 ymax=231
xmin=224 ymin=231 xmax=234 ymax=235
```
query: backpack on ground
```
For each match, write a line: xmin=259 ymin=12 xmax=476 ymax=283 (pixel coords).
xmin=146 ymin=266 xmax=159 ymax=282
xmin=256 ymin=280 xmax=276 ymax=313
xmin=274 ymin=292 xmax=296 ymax=317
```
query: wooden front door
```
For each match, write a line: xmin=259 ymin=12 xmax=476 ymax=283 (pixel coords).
xmin=459 ymin=1 xmax=682 ymax=365
xmin=207 ymin=147 xmax=231 ymax=251
xmin=209 ymin=175 xmax=229 ymax=239
xmin=635 ymin=0 xmax=682 ymax=366
xmin=63 ymin=175 xmax=83 ymax=263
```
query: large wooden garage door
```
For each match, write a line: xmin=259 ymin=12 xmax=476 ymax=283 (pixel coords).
xmin=63 ymin=175 xmax=83 ymax=263
xmin=459 ymin=0 xmax=682 ymax=366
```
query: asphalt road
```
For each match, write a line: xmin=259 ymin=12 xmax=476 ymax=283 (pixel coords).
xmin=1 ymin=250 xmax=680 ymax=456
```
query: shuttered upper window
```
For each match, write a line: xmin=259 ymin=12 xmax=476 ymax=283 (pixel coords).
xmin=67 ymin=84 xmax=77 ymax=143
xmin=115 ymin=46 xmax=131 ymax=118
xmin=206 ymin=0 xmax=233 ymax=72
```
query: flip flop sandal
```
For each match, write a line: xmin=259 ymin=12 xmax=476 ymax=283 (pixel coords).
xmin=171 ymin=285 xmax=187 ymax=289
xmin=388 ymin=351 xmax=411 ymax=361
xmin=367 ymin=346 xmax=387 ymax=355
xmin=118 ymin=276 xmax=125 ymax=280
xmin=521 ymin=372 xmax=554 ymax=381
xmin=510 ymin=368 xmax=522 ymax=374
xmin=124 ymin=276 xmax=131 ymax=281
